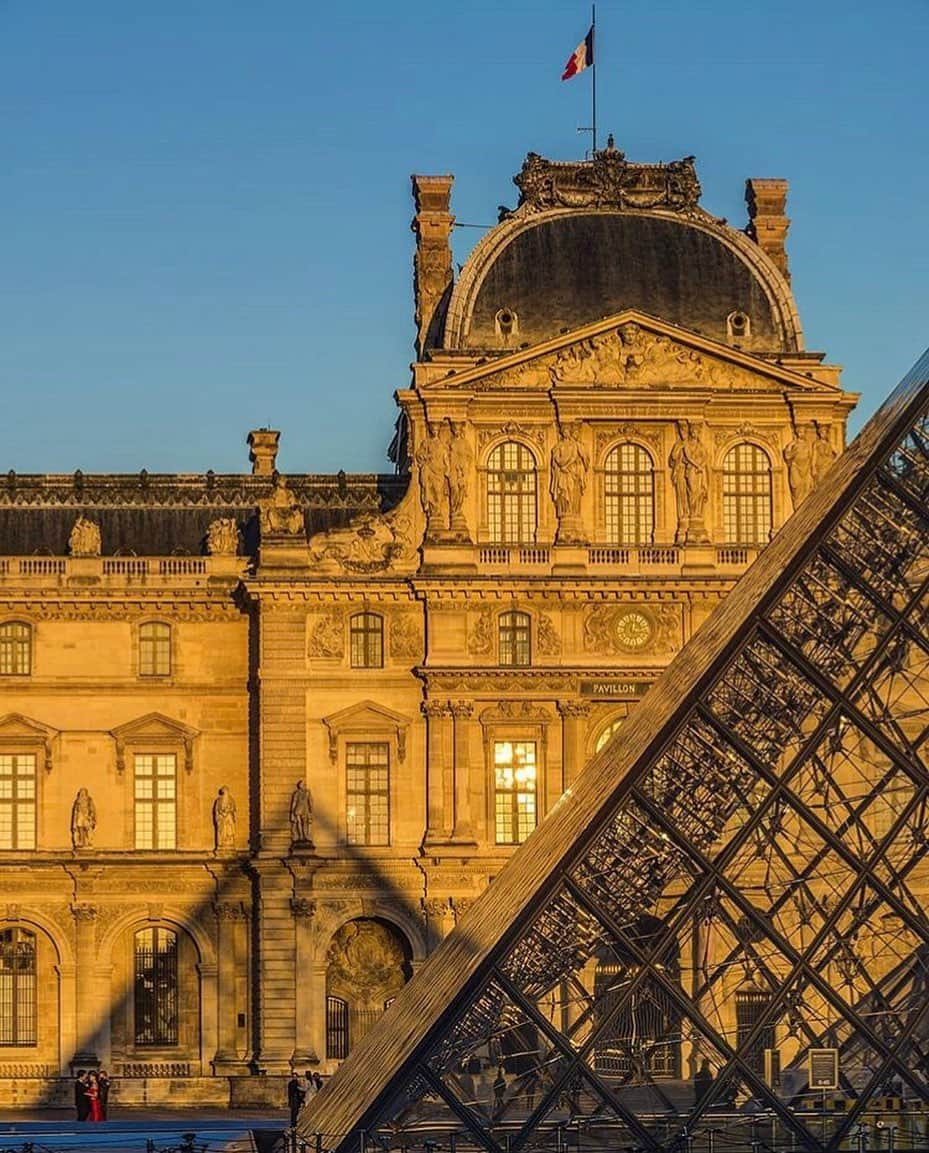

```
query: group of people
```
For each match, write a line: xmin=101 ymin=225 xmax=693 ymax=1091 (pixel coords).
xmin=287 ymin=1070 xmax=324 ymax=1128
xmin=74 ymin=1069 xmax=110 ymax=1122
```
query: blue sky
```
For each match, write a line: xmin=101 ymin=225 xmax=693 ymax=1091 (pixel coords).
xmin=1 ymin=1 xmax=927 ymax=474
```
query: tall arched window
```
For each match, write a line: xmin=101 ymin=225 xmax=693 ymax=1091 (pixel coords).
xmin=604 ymin=444 xmax=654 ymax=544
xmin=134 ymin=927 xmax=178 ymax=1046
xmin=723 ymin=443 xmax=772 ymax=544
xmin=0 ymin=622 xmax=31 ymax=677
xmin=350 ymin=612 xmax=384 ymax=669
xmin=486 ymin=442 xmax=537 ymax=544
xmin=0 ymin=928 xmax=37 ymax=1046
xmin=499 ymin=611 xmax=531 ymax=667
xmin=139 ymin=622 xmax=171 ymax=677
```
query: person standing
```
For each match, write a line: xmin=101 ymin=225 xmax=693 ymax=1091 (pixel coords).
xmin=287 ymin=1071 xmax=306 ymax=1128
xmin=97 ymin=1069 xmax=110 ymax=1120
xmin=86 ymin=1072 xmax=104 ymax=1122
xmin=74 ymin=1070 xmax=90 ymax=1122
xmin=694 ymin=1057 xmax=714 ymax=1107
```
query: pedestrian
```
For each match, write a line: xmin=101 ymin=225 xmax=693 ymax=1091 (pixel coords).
xmin=492 ymin=1065 xmax=506 ymax=1118
xmin=74 ymin=1070 xmax=90 ymax=1122
xmin=287 ymin=1071 xmax=305 ymax=1129
xmin=86 ymin=1072 xmax=104 ymax=1122
xmin=97 ymin=1069 xmax=110 ymax=1120
xmin=303 ymin=1071 xmax=317 ymax=1104
xmin=694 ymin=1057 xmax=714 ymax=1107
xmin=312 ymin=1072 xmax=323 ymax=1092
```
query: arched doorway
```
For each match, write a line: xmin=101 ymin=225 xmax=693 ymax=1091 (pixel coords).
xmin=325 ymin=919 xmax=412 ymax=1060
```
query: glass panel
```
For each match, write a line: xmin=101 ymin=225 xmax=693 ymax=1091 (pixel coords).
xmin=604 ymin=443 xmax=654 ymax=545
xmin=494 ymin=741 xmax=537 ymax=845
xmin=346 ymin=742 xmax=390 ymax=845
xmin=487 ymin=442 xmax=537 ymax=544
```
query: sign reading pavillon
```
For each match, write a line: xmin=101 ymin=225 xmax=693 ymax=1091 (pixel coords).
xmin=579 ymin=680 xmax=651 ymax=699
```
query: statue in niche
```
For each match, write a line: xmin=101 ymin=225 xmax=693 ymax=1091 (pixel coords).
xmin=71 ymin=788 xmax=97 ymax=850
xmin=289 ymin=779 xmax=314 ymax=846
xmin=206 ymin=517 xmax=240 ymax=556
xmin=447 ymin=421 xmax=473 ymax=538
xmin=68 ymin=516 xmax=101 ymax=557
xmin=212 ymin=785 xmax=237 ymax=851
xmin=669 ymin=420 xmax=709 ymax=543
xmin=550 ymin=423 xmax=589 ymax=543
xmin=783 ymin=424 xmax=816 ymax=509
xmin=260 ymin=473 xmax=305 ymax=537
xmin=812 ymin=421 xmax=837 ymax=481
xmin=416 ymin=422 xmax=450 ymax=533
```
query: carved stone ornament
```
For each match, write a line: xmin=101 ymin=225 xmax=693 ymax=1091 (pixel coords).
xmin=306 ymin=489 xmax=421 ymax=574
xmin=512 ymin=145 xmax=702 ymax=215
xmin=291 ymin=897 xmax=317 ymax=920
xmin=584 ymin=604 xmax=682 ymax=657
xmin=551 ymin=323 xmax=714 ymax=389
xmin=68 ymin=516 xmax=102 ymax=557
xmin=326 ymin=920 xmax=409 ymax=1007
xmin=70 ymin=788 xmax=96 ymax=850
xmin=259 ymin=473 xmax=305 ymax=538
xmin=206 ymin=517 xmax=240 ymax=556
xmin=289 ymin=780 xmax=314 ymax=847
xmin=595 ymin=423 xmax=663 ymax=457
xmin=422 ymin=898 xmax=450 ymax=920
xmin=212 ymin=785 xmax=237 ymax=851
xmin=389 ymin=613 xmax=423 ymax=661
xmin=308 ymin=612 xmax=345 ymax=659
xmin=536 ymin=613 xmax=562 ymax=656
xmin=477 ymin=422 xmax=547 ymax=450
xmin=71 ymin=903 xmax=98 ymax=922
xmin=467 ymin=609 xmax=494 ymax=656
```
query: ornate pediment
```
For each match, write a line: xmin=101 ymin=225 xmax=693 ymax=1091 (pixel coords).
xmin=0 ymin=713 xmax=58 ymax=773
xmin=109 ymin=712 xmax=200 ymax=774
xmin=429 ymin=312 xmax=835 ymax=396
xmin=322 ymin=701 xmax=411 ymax=764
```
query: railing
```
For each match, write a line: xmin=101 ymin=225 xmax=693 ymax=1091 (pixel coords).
xmin=478 ymin=546 xmax=551 ymax=567
xmin=102 ymin=558 xmax=150 ymax=576
xmin=0 ymin=1062 xmax=53 ymax=1077
xmin=158 ymin=558 xmax=208 ymax=576
xmin=16 ymin=558 xmax=67 ymax=576
xmin=717 ymin=546 xmax=760 ymax=566
xmin=0 ymin=557 xmax=220 ymax=579
xmin=587 ymin=546 xmax=680 ymax=566
xmin=114 ymin=1061 xmax=192 ymax=1077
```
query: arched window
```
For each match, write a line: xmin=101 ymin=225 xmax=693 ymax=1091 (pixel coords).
xmin=0 ymin=622 xmax=31 ymax=677
xmin=139 ymin=622 xmax=171 ymax=677
xmin=134 ymin=927 xmax=178 ymax=1046
xmin=0 ymin=927 xmax=37 ymax=1046
xmin=604 ymin=444 xmax=654 ymax=544
xmin=723 ymin=443 xmax=772 ymax=544
xmin=499 ymin=611 xmax=531 ymax=667
xmin=350 ymin=612 xmax=384 ymax=669
xmin=486 ymin=442 xmax=537 ymax=544
xmin=595 ymin=717 xmax=624 ymax=754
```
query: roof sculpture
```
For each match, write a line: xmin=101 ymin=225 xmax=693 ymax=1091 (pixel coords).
xmin=303 ymin=347 xmax=929 ymax=1153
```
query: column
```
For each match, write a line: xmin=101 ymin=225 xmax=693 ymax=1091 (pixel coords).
xmin=71 ymin=903 xmax=99 ymax=1067
xmin=213 ymin=902 xmax=244 ymax=1071
xmin=292 ymin=898 xmax=319 ymax=1066
xmin=557 ymin=700 xmax=591 ymax=790
xmin=423 ymin=701 xmax=452 ymax=845
xmin=450 ymin=700 xmax=476 ymax=843
xmin=423 ymin=898 xmax=453 ymax=953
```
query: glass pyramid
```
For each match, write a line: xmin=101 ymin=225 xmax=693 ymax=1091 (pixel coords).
xmin=304 ymin=351 xmax=929 ymax=1153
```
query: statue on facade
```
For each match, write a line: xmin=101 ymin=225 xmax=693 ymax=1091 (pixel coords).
xmin=783 ymin=424 xmax=816 ymax=509
xmin=550 ymin=423 xmax=589 ymax=544
xmin=289 ymin=779 xmax=314 ymax=847
xmin=260 ymin=473 xmax=305 ymax=537
xmin=206 ymin=516 xmax=240 ymax=556
xmin=212 ymin=786 xmax=237 ymax=851
xmin=447 ymin=421 xmax=473 ymax=539
xmin=669 ymin=420 xmax=709 ymax=543
xmin=71 ymin=788 xmax=97 ymax=850
xmin=68 ymin=516 xmax=102 ymax=558
xmin=416 ymin=423 xmax=450 ymax=535
xmin=812 ymin=421 xmax=837 ymax=482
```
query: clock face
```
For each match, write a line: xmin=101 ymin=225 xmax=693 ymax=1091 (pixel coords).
xmin=615 ymin=610 xmax=652 ymax=650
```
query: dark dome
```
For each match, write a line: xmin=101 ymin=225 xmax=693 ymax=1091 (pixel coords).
xmin=460 ymin=212 xmax=783 ymax=349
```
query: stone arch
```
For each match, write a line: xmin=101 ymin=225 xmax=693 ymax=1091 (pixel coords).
xmin=0 ymin=917 xmax=65 ymax=1074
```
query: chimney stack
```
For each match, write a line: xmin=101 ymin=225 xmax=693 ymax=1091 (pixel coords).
xmin=745 ymin=178 xmax=791 ymax=282
xmin=247 ymin=429 xmax=280 ymax=476
xmin=411 ymin=174 xmax=455 ymax=358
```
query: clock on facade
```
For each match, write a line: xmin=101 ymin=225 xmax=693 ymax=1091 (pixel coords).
xmin=614 ymin=610 xmax=652 ymax=650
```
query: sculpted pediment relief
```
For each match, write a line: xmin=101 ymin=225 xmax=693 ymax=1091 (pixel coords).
xmin=429 ymin=312 xmax=835 ymax=395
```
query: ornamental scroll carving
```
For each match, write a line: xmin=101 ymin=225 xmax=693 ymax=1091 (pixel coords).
xmin=467 ymin=609 xmax=494 ymax=656
xmin=309 ymin=613 xmax=345 ymax=659
xmin=513 ymin=146 xmax=702 ymax=215
xmin=584 ymin=604 xmax=682 ymax=656
xmin=536 ymin=613 xmax=562 ymax=656
xmin=68 ymin=516 xmax=101 ymax=557
xmin=389 ymin=613 xmax=423 ymax=661
xmin=477 ymin=422 xmax=547 ymax=450
xmin=259 ymin=474 xmax=305 ymax=537
xmin=306 ymin=484 xmax=421 ymax=574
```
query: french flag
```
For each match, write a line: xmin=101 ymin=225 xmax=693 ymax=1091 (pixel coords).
xmin=561 ymin=26 xmax=593 ymax=80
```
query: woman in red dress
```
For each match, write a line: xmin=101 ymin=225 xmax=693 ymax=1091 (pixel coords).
xmin=86 ymin=1073 xmax=104 ymax=1122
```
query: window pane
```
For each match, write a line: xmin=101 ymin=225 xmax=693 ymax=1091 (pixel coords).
xmin=0 ymin=756 xmax=36 ymax=850
xmin=0 ymin=623 xmax=31 ymax=676
xmin=134 ymin=754 xmax=176 ymax=849
xmin=604 ymin=444 xmax=655 ymax=545
xmin=0 ymin=928 xmax=36 ymax=1046
xmin=346 ymin=742 xmax=390 ymax=845
xmin=494 ymin=740 xmax=537 ymax=845
xmin=499 ymin=611 xmax=531 ymax=667
xmin=487 ymin=442 xmax=537 ymax=544
xmin=723 ymin=443 xmax=772 ymax=544
xmin=134 ymin=927 xmax=179 ymax=1045
xmin=350 ymin=613 xmax=384 ymax=669
xmin=139 ymin=623 xmax=171 ymax=676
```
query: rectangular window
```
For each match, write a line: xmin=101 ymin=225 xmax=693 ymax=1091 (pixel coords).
xmin=0 ymin=755 xmax=36 ymax=850
xmin=346 ymin=742 xmax=389 ymax=846
xmin=134 ymin=927 xmax=178 ymax=1046
xmin=134 ymin=754 xmax=177 ymax=849
xmin=139 ymin=623 xmax=171 ymax=676
xmin=0 ymin=624 xmax=31 ymax=677
xmin=494 ymin=740 xmax=537 ymax=845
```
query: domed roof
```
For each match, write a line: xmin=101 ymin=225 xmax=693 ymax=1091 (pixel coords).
xmin=441 ymin=150 xmax=802 ymax=354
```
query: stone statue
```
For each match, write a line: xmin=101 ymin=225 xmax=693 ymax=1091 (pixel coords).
xmin=260 ymin=474 xmax=305 ymax=537
xmin=812 ymin=421 xmax=837 ymax=481
xmin=289 ymin=779 xmax=313 ymax=846
xmin=307 ymin=509 xmax=416 ymax=573
xmin=670 ymin=420 xmax=709 ymax=543
xmin=416 ymin=423 xmax=450 ymax=534
xmin=206 ymin=517 xmax=240 ymax=556
xmin=783 ymin=425 xmax=816 ymax=509
xmin=447 ymin=422 xmax=473 ymax=538
xmin=71 ymin=788 xmax=96 ymax=849
xmin=212 ymin=786 xmax=237 ymax=851
xmin=550 ymin=424 xmax=590 ymax=543
xmin=68 ymin=516 xmax=102 ymax=557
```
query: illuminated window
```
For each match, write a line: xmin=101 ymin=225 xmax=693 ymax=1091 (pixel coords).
xmin=134 ymin=754 xmax=177 ymax=849
xmin=486 ymin=442 xmax=537 ymax=544
xmin=595 ymin=718 xmax=624 ymax=753
xmin=0 ymin=623 xmax=31 ymax=677
xmin=0 ymin=928 xmax=36 ymax=1046
xmin=604 ymin=444 xmax=654 ymax=544
xmin=499 ymin=611 xmax=531 ymax=667
xmin=0 ymin=755 xmax=36 ymax=850
xmin=134 ymin=927 xmax=178 ymax=1046
xmin=350 ymin=613 xmax=384 ymax=669
xmin=494 ymin=740 xmax=537 ymax=844
xmin=346 ymin=742 xmax=389 ymax=846
xmin=139 ymin=622 xmax=171 ymax=677
xmin=723 ymin=443 xmax=772 ymax=544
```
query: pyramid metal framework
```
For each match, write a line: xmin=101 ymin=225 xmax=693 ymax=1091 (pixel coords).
xmin=304 ymin=352 xmax=929 ymax=1153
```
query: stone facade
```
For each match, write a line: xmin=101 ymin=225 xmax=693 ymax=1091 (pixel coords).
xmin=0 ymin=146 xmax=855 ymax=1107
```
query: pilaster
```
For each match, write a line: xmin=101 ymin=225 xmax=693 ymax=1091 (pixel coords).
xmin=70 ymin=903 xmax=99 ymax=1068
xmin=557 ymin=700 xmax=591 ymax=790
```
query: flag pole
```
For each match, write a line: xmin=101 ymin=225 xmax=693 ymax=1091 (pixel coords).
xmin=591 ymin=3 xmax=597 ymax=153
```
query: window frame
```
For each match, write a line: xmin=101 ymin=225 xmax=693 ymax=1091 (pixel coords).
xmin=0 ymin=927 xmax=37 ymax=1047
xmin=133 ymin=752 xmax=178 ymax=850
xmin=138 ymin=621 xmax=172 ymax=678
xmin=133 ymin=926 xmax=179 ymax=1047
xmin=345 ymin=741 xmax=390 ymax=847
xmin=0 ymin=622 xmax=32 ymax=678
xmin=498 ymin=610 xmax=531 ymax=668
xmin=492 ymin=738 xmax=539 ymax=845
xmin=349 ymin=612 xmax=384 ymax=670
xmin=722 ymin=442 xmax=773 ymax=545
xmin=485 ymin=440 xmax=539 ymax=545
xmin=0 ymin=753 xmax=37 ymax=851
xmin=603 ymin=442 xmax=655 ymax=545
